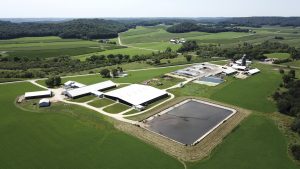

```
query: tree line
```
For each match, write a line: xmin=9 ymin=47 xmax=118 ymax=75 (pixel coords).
xmin=178 ymin=40 xmax=300 ymax=61
xmin=166 ymin=22 xmax=249 ymax=33
xmin=0 ymin=48 xmax=178 ymax=79
xmin=220 ymin=17 xmax=300 ymax=27
xmin=273 ymin=69 xmax=300 ymax=161
xmin=0 ymin=19 xmax=128 ymax=40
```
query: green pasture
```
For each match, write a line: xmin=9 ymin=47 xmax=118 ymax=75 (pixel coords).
xmin=73 ymin=47 xmax=153 ymax=61
xmin=88 ymin=98 xmax=115 ymax=108
xmin=0 ymin=82 xmax=183 ymax=169
xmin=103 ymin=103 xmax=130 ymax=114
xmin=188 ymin=114 xmax=299 ymax=169
xmin=0 ymin=36 xmax=121 ymax=59
xmin=51 ymin=65 xmax=187 ymax=85
xmin=264 ymin=53 xmax=291 ymax=59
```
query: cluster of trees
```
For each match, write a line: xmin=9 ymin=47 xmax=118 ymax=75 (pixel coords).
xmin=45 ymin=76 xmax=61 ymax=88
xmin=166 ymin=22 xmax=249 ymax=33
xmin=273 ymin=69 xmax=298 ymax=116
xmin=100 ymin=67 xmax=123 ymax=78
xmin=0 ymin=19 xmax=128 ymax=40
xmin=220 ymin=17 xmax=300 ymax=27
xmin=179 ymin=40 xmax=299 ymax=61
xmin=178 ymin=40 xmax=199 ymax=53
xmin=0 ymin=47 xmax=179 ymax=79
xmin=273 ymin=69 xmax=300 ymax=160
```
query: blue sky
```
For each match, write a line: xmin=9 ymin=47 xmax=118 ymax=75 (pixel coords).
xmin=0 ymin=0 xmax=299 ymax=18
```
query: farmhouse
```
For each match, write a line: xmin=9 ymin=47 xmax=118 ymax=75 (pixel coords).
xmin=65 ymin=80 xmax=116 ymax=99
xmin=24 ymin=90 xmax=52 ymax=99
xmin=104 ymin=84 xmax=168 ymax=109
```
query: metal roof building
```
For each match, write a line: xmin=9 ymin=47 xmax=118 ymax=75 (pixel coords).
xmin=104 ymin=84 xmax=168 ymax=107
xmin=39 ymin=98 xmax=50 ymax=107
xmin=65 ymin=80 xmax=116 ymax=98
xmin=64 ymin=81 xmax=86 ymax=88
xmin=24 ymin=90 xmax=52 ymax=99
xmin=247 ymin=68 xmax=260 ymax=75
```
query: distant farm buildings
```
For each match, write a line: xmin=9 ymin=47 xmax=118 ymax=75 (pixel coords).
xmin=170 ymin=38 xmax=186 ymax=44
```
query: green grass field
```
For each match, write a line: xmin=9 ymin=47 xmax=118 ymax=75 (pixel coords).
xmin=72 ymin=95 xmax=96 ymax=103
xmin=0 ymin=82 xmax=183 ymax=169
xmin=188 ymin=114 xmax=299 ymax=169
xmin=88 ymin=98 xmax=115 ymax=108
xmin=49 ymin=65 xmax=187 ymax=85
xmin=103 ymin=103 xmax=130 ymax=114
xmin=264 ymin=53 xmax=291 ymax=59
xmin=0 ymin=36 xmax=122 ymax=59
xmin=283 ymin=60 xmax=300 ymax=67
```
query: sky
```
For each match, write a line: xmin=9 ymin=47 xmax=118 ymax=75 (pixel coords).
xmin=0 ymin=0 xmax=299 ymax=18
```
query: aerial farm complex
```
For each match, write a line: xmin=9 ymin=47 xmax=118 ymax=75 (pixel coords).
xmin=19 ymin=55 xmax=260 ymax=158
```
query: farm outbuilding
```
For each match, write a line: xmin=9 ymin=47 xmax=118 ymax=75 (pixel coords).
xmin=246 ymin=68 xmax=261 ymax=75
xmin=104 ymin=84 xmax=168 ymax=108
xmin=39 ymin=99 xmax=50 ymax=107
xmin=24 ymin=90 xmax=52 ymax=99
xmin=65 ymin=80 xmax=116 ymax=99
xmin=64 ymin=81 xmax=86 ymax=88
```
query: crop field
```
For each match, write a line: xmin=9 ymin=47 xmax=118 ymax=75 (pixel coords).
xmin=0 ymin=36 xmax=122 ymax=59
xmin=73 ymin=47 xmax=154 ymax=61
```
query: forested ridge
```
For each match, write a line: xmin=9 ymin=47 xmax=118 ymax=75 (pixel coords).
xmin=0 ymin=19 xmax=129 ymax=40
xmin=221 ymin=17 xmax=300 ymax=27
xmin=166 ymin=22 xmax=249 ymax=33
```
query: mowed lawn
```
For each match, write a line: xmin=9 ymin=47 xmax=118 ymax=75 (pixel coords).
xmin=264 ymin=53 xmax=291 ymax=59
xmin=189 ymin=114 xmax=299 ymax=169
xmin=88 ymin=98 xmax=115 ymax=108
xmin=103 ymin=103 xmax=130 ymax=114
xmin=0 ymin=82 xmax=183 ymax=169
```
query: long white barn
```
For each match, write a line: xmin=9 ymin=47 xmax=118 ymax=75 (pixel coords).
xmin=104 ymin=84 xmax=168 ymax=107
xmin=25 ymin=90 xmax=52 ymax=99
xmin=66 ymin=80 xmax=116 ymax=98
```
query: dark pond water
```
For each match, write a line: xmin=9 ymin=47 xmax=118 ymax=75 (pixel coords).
xmin=146 ymin=100 xmax=234 ymax=145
